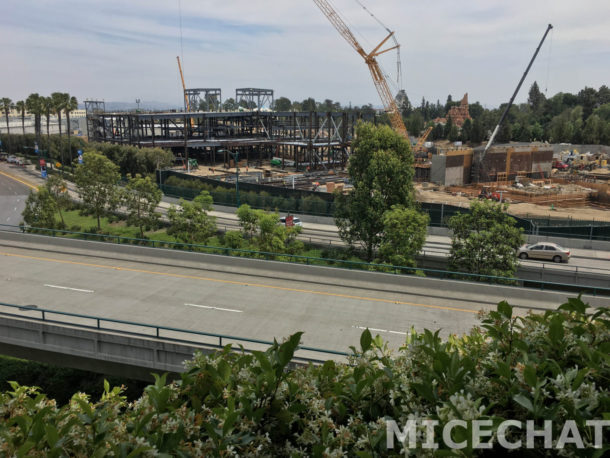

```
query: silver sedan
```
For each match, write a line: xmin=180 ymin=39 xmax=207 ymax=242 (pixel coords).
xmin=517 ymin=242 xmax=570 ymax=263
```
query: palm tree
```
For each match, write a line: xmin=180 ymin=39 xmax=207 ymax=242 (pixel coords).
xmin=64 ymin=95 xmax=78 ymax=170
xmin=42 ymin=96 xmax=53 ymax=156
xmin=26 ymin=93 xmax=43 ymax=146
xmin=15 ymin=100 xmax=26 ymax=137
xmin=51 ymin=92 xmax=67 ymax=169
xmin=0 ymin=97 xmax=14 ymax=153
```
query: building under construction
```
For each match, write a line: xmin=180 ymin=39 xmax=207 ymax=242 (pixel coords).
xmin=86 ymin=108 xmax=373 ymax=171
xmin=413 ymin=142 xmax=555 ymax=186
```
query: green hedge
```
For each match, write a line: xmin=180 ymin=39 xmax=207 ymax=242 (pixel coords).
xmin=0 ymin=298 xmax=608 ymax=455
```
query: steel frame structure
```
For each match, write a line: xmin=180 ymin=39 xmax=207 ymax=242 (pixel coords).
xmin=185 ymin=88 xmax=222 ymax=112
xmin=84 ymin=100 xmax=105 ymax=138
xmin=235 ymin=88 xmax=274 ymax=110
xmin=87 ymin=110 xmax=373 ymax=170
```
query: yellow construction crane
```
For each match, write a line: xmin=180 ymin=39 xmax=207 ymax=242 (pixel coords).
xmin=413 ymin=125 xmax=433 ymax=152
xmin=313 ymin=0 xmax=408 ymax=139
xmin=176 ymin=56 xmax=190 ymax=112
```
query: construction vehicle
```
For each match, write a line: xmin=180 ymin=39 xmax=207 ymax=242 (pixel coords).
xmin=473 ymin=24 xmax=553 ymax=182
xmin=552 ymin=160 xmax=568 ymax=170
xmin=478 ymin=186 xmax=501 ymax=201
xmin=313 ymin=0 xmax=408 ymax=139
xmin=413 ymin=125 xmax=433 ymax=152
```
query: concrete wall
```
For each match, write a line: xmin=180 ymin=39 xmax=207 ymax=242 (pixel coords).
xmin=445 ymin=166 xmax=464 ymax=186
xmin=0 ymin=316 xmax=199 ymax=380
xmin=430 ymin=155 xmax=446 ymax=184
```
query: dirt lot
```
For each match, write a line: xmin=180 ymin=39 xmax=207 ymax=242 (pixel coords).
xmin=416 ymin=186 xmax=610 ymax=222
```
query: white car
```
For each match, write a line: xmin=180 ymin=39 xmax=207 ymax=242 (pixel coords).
xmin=279 ymin=216 xmax=303 ymax=227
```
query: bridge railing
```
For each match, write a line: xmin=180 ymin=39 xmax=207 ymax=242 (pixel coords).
xmin=2 ymin=224 xmax=610 ymax=297
xmin=0 ymin=302 xmax=349 ymax=364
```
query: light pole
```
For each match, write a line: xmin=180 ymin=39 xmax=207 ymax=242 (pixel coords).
xmin=219 ymin=148 xmax=240 ymax=207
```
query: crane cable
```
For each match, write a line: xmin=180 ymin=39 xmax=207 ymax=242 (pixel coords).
xmin=178 ymin=0 xmax=185 ymax=85
xmin=353 ymin=0 xmax=403 ymax=91
xmin=544 ymin=27 xmax=554 ymax=96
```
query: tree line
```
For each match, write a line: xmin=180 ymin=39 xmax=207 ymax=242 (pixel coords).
xmin=238 ymin=83 xmax=610 ymax=145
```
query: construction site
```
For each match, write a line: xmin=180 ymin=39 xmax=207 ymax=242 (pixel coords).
xmin=83 ymin=2 xmax=610 ymax=217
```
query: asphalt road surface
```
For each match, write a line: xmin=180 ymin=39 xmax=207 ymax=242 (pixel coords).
xmin=0 ymin=167 xmax=34 ymax=229
xmin=2 ymin=237 xmax=598 ymax=355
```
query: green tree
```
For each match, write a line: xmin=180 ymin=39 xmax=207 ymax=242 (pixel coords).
xmin=26 ymin=93 xmax=44 ymax=145
xmin=222 ymin=98 xmax=237 ymax=111
xmin=22 ymin=187 xmax=58 ymax=229
xmin=593 ymin=102 xmax=610 ymax=121
xmin=470 ymin=117 xmax=485 ymax=143
xmin=45 ymin=175 xmax=70 ymax=227
xmin=237 ymin=204 xmax=259 ymax=239
xmin=447 ymin=120 xmax=459 ymax=142
xmin=42 ymin=96 xmax=53 ymax=155
xmin=0 ymin=98 xmax=14 ymax=153
xmin=256 ymin=211 xmax=302 ymax=254
xmin=74 ymin=151 xmax=121 ymax=230
xmin=530 ymin=122 xmax=544 ymax=141
xmin=582 ymin=115 xmax=602 ymax=144
xmin=378 ymin=205 xmax=429 ymax=267
xmin=123 ymin=174 xmax=162 ymax=238
xmin=15 ymin=100 xmax=26 ymax=136
xmin=448 ymin=200 xmax=524 ymax=278
xmin=395 ymin=89 xmax=412 ymax=117
xmin=527 ymin=81 xmax=546 ymax=115
xmin=460 ymin=118 xmax=472 ymax=142
xmin=301 ymin=97 xmax=316 ymax=112
xmin=273 ymin=97 xmax=292 ymax=111
xmin=51 ymin=92 xmax=69 ymax=169
xmin=334 ymin=122 xmax=414 ymax=261
xmin=64 ymin=95 xmax=78 ymax=169
xmin=167 ymin=191 xmax=216 ymax=244
xmin=407 ymin=112 xmax=424 ymax=137
xmin=578 ymin=86 xmax=598 ymax=119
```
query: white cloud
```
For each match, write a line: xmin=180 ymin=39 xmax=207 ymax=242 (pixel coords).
xmin=1 ymin=0 xmax=609 ymax=108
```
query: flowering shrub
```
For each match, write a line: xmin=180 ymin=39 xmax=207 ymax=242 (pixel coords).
xmin=1 ymin=298 xmax=608 ymax=456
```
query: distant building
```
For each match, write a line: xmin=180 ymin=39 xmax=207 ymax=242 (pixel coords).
xmin=434 ymin=93 xmax=472 ymax=128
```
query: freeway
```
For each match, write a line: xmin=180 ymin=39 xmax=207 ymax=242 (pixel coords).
xmin=1 ymin=233 xmax=607 ymax=356
xmin=210 ymin=209 xmax=610 ymax=274
xmin=0 ymin=167 xmax=35 ymax=228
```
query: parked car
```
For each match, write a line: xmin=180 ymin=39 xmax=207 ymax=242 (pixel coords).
xmin=517 ymin=242 xmax=570 ymax=263
xmin=0 ymin=152 xmax=8 ymax=161
xmin=279 ymin=216 xmax=303 ymax=227
xmin=7 ymin=155 xmax=18 ymax=163
xmin=553 ymin=160 xmax=569 ymax=170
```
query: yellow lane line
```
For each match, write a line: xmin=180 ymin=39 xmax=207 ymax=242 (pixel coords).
xmin=0 ymin=169 xmax=38 ymax=190
xmin=0 ymin=251 xmax=478 ymax=314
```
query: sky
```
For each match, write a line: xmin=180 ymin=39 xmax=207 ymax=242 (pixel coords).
xmin=1 ymin=0 xmax=609 ymax=110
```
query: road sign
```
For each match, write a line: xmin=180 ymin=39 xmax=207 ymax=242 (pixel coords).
xmin=77 ymin=149 xmax=83 ymax=164
xmin=35 ymin=143 xmax=39 ymax=154
xmin=285 ymin=215 xmax=294 ymax=227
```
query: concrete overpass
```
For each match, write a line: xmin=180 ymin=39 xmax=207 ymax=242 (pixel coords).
xmin=1 ymin=231 xmax=608 ymax=379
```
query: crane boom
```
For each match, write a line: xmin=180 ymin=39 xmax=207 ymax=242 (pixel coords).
xmin=475 ymin=24 xmax=553 ymax=182
xmin=313 ymin=0 xmax=408 ymax=139
xmin=413 ymin=125 xmax=433 ymax=152
xmin=176 ymin=56 xmax=190 ymax=112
